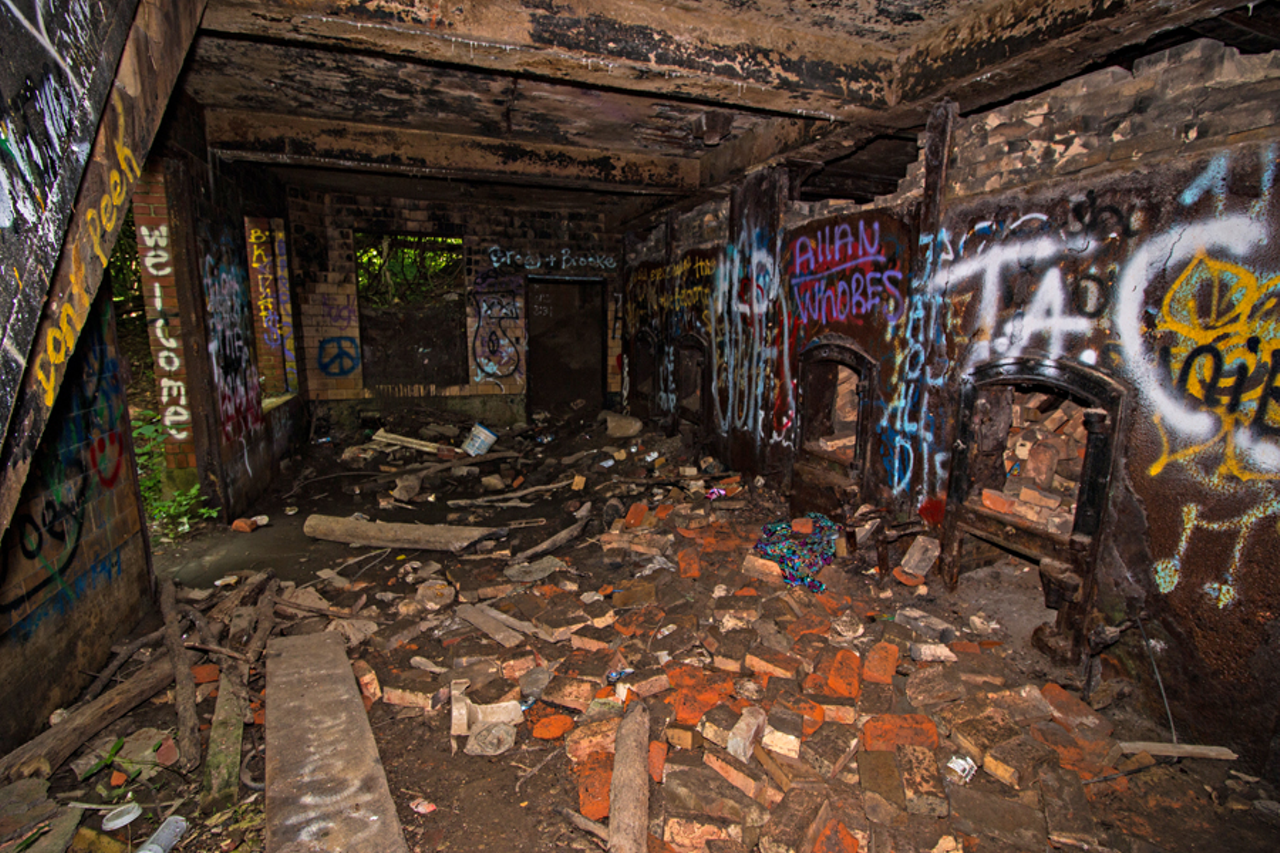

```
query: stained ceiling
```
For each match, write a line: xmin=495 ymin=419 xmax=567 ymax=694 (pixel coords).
xmin=180 ymin=0 xmax=1280 ymax=226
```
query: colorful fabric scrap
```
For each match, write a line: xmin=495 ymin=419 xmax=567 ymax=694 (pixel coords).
xmin=753 ymin=512 xmax=839 ymax=592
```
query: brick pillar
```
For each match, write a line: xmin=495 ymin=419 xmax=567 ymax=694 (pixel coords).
xmin=245 ymin=217 xmax=287 ymax=396
xmin=131 ymin=165 xmax=195 ymax=471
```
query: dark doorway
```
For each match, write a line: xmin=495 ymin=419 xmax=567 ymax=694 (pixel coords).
xmin=526 ymin=276 xmax=605 ymax=414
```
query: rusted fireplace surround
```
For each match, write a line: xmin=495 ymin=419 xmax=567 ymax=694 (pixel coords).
xmin=940 ymin=357 xmax=1127 ymax=658
xmin=790 ymin=336 xmax=878 ymax=521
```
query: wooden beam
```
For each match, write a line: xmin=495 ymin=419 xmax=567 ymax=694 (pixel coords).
xmin=205 ymin=109 xmax=698 ymax=193
xmin=898 ymin=0 xmax=1233 ymax=109
xmin=198 ymin=0 xmax=893 ymax=119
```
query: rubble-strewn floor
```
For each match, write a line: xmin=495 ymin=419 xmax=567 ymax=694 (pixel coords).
xmin=13 ymin=411 xmax=1280 ymax=853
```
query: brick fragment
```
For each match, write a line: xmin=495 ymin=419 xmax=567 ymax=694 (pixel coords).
xmin=664 ymin=815 xmax=741 ymax=853
xmin=896 ymin=744 xmax=947 ymax=817
xmin=1041 ymin=683 xmax=1114 ymax=737
xmin=813 ymin=818 xmax=859 ymax=853
xmin=542 ymin=676 xmax=598 ymax=712
xmin=625 ymin=502 xmax=649 ymax=528
xmin=649 ymin=740 xmax=668 ymax=782
xmin=951 ymin=706 xmax=1022 ymax=763
xmin=984 ymin=734 xmax=1058 ymax=789
xmin=703 ymin=744 xmax=784 ymax=808
xmin=578 ymin=750 xmax=612 ymax=821
xmin=759 ymin=788 xmax=829 ymax=853
xmin=858 ymin=750 xmax=905 ymax=823
xmin=745 ymin=645 xmax=805 ymax=680
xmin=861 ymin=643 xmax=898 ymax=685
xmin=861 ymin=714 xmax=939 ymax=752
xmin=533 ymin=713 xmax=575 ymax=740
xmin=566 ymin=716 xmax=621 ymax=763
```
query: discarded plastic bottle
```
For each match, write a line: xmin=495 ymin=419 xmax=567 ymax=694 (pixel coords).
xmin=136 ymin=816 xmax=189 ymax=853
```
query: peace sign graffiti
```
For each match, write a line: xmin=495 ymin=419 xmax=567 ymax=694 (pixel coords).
xmin=318 ymin=337 xmax=361 ymax=377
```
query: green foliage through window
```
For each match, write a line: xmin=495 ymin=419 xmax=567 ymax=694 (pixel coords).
xmin=355 ymin=232 xmax=464 ymax=307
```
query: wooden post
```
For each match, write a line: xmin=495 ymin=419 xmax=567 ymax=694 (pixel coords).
xmin=607 ymin=700 xmax=650 ymax=853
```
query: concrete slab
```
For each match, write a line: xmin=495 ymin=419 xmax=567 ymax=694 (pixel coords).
xmin=265 ymin=632 xmax=409 ymax=853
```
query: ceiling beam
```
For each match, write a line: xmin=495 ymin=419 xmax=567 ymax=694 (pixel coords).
xmin=198 ymin=0 xmax=894 ymax=119
xmin=204 ymin=109 xmax=699 ymax=193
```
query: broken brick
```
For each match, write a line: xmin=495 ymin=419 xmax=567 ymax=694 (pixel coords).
xmin=541 ymin=676 xmax=598 ymax=712
xmin=896 ymin=744 xmax=947 ymax=817
xmin=861 ymin=714 xmax=939 ymax=752
xmin=625 ymin=502 xmax=650 ymax=528
xmin=813 ymin=817 xmax=860 ymax=853
xmin=861 ymin=643 xmax=899 ymax=685
xmin=578 ymin=750 xmax=613 ymax=821
xmin=745 ymin=646 xmax=805 ymax=680
xmin=1041 ymin=683 xmax=1114 ymax=738
xmin=191 ymin=663 xmax=221 ymax=685
xmin=805 ymin=648 xmax=861 ymax=700
xmin=532 ymin=713 xmax=575 ymax=740
xmin=759 ymin=787 xmax=829 ymax=853
xmin=566 ymin=716 xmax=621 ymax=763
xmin=649 ymin=740 xmax=668 ymax=782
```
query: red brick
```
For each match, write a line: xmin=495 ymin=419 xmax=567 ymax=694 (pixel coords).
xmin=532 ymin=714 xmax=575 ymax=740
xmin=776 ymin=693 xmax=825 ymax=738
xmin=624 ymin=502 xmax=649 ymax=528
xmin=677 ymin=549 xmax=701 ymax=579
xmin=1041 ymin=683 xmax=1114 ymax=737
xmin=805 ymin=648 xmax=861 ymax=700
xmin=791 ymin=517 xmax=815 ymax=535
xmin=814 ymin=817 xmax=859 ymax=853
xmin=578 ymin=750 xmax=613 ymax=821
xmin=981 ymin=489 xmax=1016 ymax=515
xmin=190 ymin=663 xmax=220 ymax=684
xmin=786 ymin=612 xmax=831 ymax=640
xmin=949 ymin=640 xmax=982 ymax=655
xmin=861 ymin=714 xmax=939 ymax=751
xmin=861 ymin=642 xmax=899 ymax=685
xmin=745 ymin=646 xmax=804 ymax=680
xmin=649 ymin=740 xmax=668 ymax=782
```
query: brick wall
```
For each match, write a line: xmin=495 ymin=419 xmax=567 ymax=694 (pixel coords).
xmin=289 ymin=190 xmax=622 ymax=412
xmin=131 ymin=164 xmax=195 ymax=473
xmin=0 ymin=293 xmax=150 ymax=752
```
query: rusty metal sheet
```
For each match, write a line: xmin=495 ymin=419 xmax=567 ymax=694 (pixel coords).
xmin=265 ymin=632 xmax=409 ymax=853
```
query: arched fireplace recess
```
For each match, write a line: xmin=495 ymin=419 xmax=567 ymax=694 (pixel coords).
xmin=629 ymin=329 xmax=659 ymax=421
xmin=939 ymin=357 xmax=1127 ymax=661
xmin=790 ymin=335 xmax=879 ymax=522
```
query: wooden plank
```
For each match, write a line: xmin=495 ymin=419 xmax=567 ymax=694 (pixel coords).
xmin=1118 ymin=742 xmax=1238 ymax=761
xmin=266 ymin=632 xmax=409 ymax=852
xmin=302 ymin=515 xmax=501 ymax=552
xmin=456 ymin=604 xmax=525 ymax=648
xmin=372 ymin=428 xmax=446 ymax=454
xmin=608 ymin=701 xmax=650 ymax=853
xmin=202 ymin=607 xmax=254 ymax=812
xmin=0 ymin=656 xmax=175 ymax=782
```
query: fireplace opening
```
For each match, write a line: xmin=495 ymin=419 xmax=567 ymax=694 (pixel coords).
xmin=674 ymin=335 xmax=708 ymax=428
xmin=939 ymin=357 xmax=1127 ymax=661
xmin=966 ymin=385 xmax=1090 ymax=538
xmin=790 ymin=337 xmax=877 ymax=520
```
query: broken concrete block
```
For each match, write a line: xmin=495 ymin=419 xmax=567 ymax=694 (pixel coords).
xmin=896 ymin=743 xmax=947 ymax=817
xmin=951 ymin=706 xmax=1022 ymax=763
xmin=894 ymin=607 xmax=956 ymax=642
xmin=984 ymin=734 xmax=1058 ymax=790
xmin=758 ymin=788 xmax=830 ymax=853
xmin=727 ymin=706 xmax=768 ymax=763
xmin=899 ymin=536 xmax=941 ymax=577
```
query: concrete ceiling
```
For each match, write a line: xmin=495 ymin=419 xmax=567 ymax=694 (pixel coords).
xmin=181 ymin=0 xmax=1280 ymax=225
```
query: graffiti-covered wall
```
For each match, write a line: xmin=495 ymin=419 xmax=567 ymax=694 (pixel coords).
xmin=624 ymin=39 xmax=1280 ymax=774
xmin=289 ymin=188 xmax=621 ymax=420
xmin=0 ymin=292 xmax=149 ymax=752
